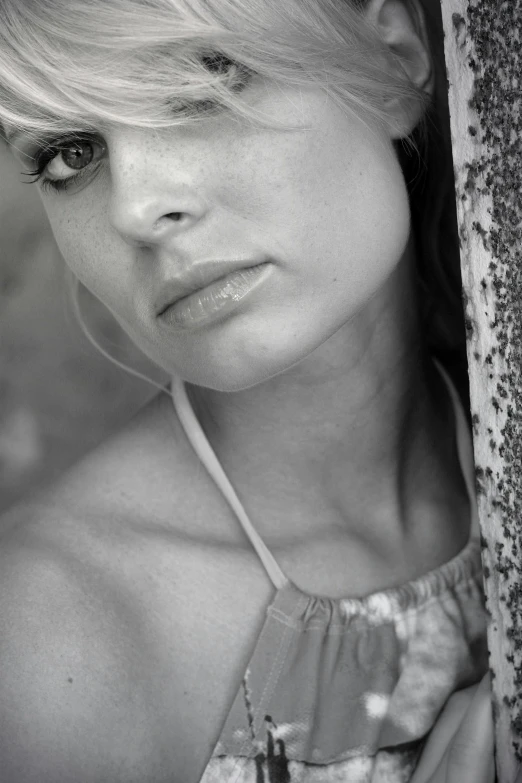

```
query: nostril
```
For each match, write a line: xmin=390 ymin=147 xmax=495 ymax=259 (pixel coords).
xmin=149 ymin=212 xmax=187 ymax=236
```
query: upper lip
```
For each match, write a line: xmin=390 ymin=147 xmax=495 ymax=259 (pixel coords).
xmin=154 ymin=258 xmax=267 ymax=316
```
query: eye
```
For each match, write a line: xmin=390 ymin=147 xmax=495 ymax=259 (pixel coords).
xmin=54 ymin=141 xmax=96 ymax=172
xmin=43 ymin=138 xmax=104 ymax=179
xmin=200 ymin=51 xmax=253 ymax=91
xmin=201 ymin=52 xmax=236 ymax=74
xmin=21 ymin=136 xmax=105 ymax=194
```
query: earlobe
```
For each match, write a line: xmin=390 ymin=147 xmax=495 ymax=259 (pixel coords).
xmin=364 ymin=0 xmax=435 ymax=134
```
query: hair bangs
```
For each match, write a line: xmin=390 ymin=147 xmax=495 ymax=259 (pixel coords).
xmin=0 ymin=0 xmax=425 ymax=147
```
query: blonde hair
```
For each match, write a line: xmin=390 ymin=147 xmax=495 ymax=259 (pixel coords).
xmin=0 ymin=0 xmax=466 ymax=398
xmin=0 ymin=0 xmax=428 ymax=137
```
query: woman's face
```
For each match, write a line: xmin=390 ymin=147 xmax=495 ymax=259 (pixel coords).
xmin=11 ymin=79 xmax=412 ymax=390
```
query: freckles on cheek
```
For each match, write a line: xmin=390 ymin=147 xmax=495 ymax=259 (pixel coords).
xmin=55 ymin=230 xmax=92 ymax=279
xmin=48 ymin=205 xmax=99 ymax=277
xmin=47 ymin=192 xmax=107 ymax=267
xmin=53 ymin=228 xmax=113 ymax=304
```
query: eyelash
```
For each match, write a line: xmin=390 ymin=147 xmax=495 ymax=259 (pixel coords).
xmin=22 ymin=135 xmax=103 ymax=194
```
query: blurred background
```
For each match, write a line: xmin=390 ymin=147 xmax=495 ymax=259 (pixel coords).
xmin=0 ymin=145 xmax=167 ymax=514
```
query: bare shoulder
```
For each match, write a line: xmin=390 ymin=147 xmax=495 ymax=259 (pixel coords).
xmin=0 ymin=388 xmax=218 ymax=543
xmin=0 ymin=509 xmax=181 ymax=780
xmin=0 ymin=390 xmax=264 ymax=783
xmin=0 ymin=515 xmax=157 ymax=781
xmin=34 ymin=388 xmax=208 ymax=525
xmin=0 ymin=391 xmax=226 ymax=782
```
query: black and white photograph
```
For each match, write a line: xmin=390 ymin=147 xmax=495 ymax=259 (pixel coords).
xmin=0 ymin=1 xmax=521 ymax=781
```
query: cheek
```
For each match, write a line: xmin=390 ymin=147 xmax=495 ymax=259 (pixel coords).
xmin=275 ymin=134 xmax=411 ymax=306
xmin=47 ymin=208 xmax=125 ymax=307
xmin=339 ymin=155 xmax=411 ymax=288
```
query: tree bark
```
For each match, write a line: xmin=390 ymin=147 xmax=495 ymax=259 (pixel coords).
xmin=439 ymin=2 xmax=522 ymax=780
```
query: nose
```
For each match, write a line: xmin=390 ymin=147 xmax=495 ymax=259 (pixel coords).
xmin=107 ymin=137 xmax=210 ymax=248
xmin=109 ymin=192 xmax=208 ymax=248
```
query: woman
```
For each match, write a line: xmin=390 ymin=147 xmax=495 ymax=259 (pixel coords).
xmin=0 ymin=0 xmax=504 ymax=780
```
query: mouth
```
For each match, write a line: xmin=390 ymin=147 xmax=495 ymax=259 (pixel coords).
xmin=154 ymin=258 xmax=268 ymax=316
xmin=155 ymin=260 xmax=272 ymax=330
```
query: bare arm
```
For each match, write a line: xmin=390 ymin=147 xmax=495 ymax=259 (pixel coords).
xmin=0 ymin=526 xmax=174 ymax=783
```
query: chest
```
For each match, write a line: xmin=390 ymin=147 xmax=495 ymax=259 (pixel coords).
xmin=79 ymin=511 xmax=472 ymax=783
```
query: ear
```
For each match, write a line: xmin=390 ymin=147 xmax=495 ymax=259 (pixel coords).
xmin=363 ymin=0 xmax=434 ymax=137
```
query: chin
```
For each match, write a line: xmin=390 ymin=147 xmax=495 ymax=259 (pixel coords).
xmin=133 ymin=307 xmax=338 ymax=392
xmin=177 ymin=354 xmax=294 ymax=393
xmin=163 ymin=337 xmax=313 ymax=392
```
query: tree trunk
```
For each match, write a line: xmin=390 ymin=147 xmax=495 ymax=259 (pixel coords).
xmin=439 ymin=1 xmax=522 ymax=780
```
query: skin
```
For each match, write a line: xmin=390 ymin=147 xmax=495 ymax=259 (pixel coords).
xmin=22 ymin=80 xmax=413 ymax=393
xmin=8 ymin=71 xmax=470 ymax=579
xmin=0 ymin=1 xmax=500 ymax=780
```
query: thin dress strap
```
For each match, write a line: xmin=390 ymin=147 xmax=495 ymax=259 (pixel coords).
xmin=170 ymin=360 xmax=478 ymax=591
xmin=170 ymin=375 xmax=289 ymax=590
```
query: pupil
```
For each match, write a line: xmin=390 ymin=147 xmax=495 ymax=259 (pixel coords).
xmin=62 ymin=143 xmax=93 ymax=170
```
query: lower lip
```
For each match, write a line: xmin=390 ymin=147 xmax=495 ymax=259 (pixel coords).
xmin=158 ymin=262 xmax=272 ymax=330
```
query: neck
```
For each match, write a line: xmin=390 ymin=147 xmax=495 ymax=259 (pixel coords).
xmin=185 ymin=259 xmax=469 ymax=552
